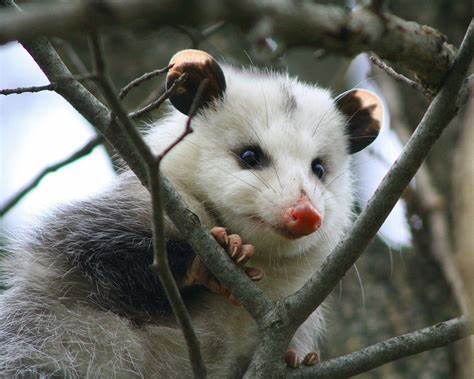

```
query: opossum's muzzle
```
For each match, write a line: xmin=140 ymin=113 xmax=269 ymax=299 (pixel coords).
xmin=281 ymin=195 xmax=322 ymax=239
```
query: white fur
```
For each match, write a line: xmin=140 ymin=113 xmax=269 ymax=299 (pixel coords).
xmin=0 ymin=66 xmax=356 ymax=378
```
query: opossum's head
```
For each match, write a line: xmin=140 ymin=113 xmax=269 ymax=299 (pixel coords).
xmin=160 ymin=50 xmax=383 ymax=259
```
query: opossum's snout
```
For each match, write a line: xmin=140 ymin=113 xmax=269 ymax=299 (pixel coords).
xmin=281 ymin=195 xmax=322 ymax=239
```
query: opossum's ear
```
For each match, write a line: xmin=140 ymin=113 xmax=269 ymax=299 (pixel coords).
xmin=166 ymin=49 xmax=226 ymax=115
xmin=336 ymin=89 xmax=383 ymax=154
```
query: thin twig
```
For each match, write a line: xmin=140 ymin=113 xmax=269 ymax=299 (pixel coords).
xmin=89 ymin=34 xmax=155 ymax=165
xmin=201 ymin=21 xmax=226 ymax=38
xmin=128 ymin=73 xmax=187 ymax=119
xmin=51 ymin=37 xmax=90 ymax=75
xmin=88 ymin=32 xmax=206 ymax=379
xmin=173 ymin=21 xmax=226 ymax=49
xmin=0 ymin=73 xmax=95 ymax=95
xmin=118 ymin=64 xmax=172 ymax=100
xmin=157 ymin=79 xmax=209 ymax=162
xmin=0 ymin=136 xmax=103 ymax=217
xmin=288 ymin=317 xmax=472 ymax=378
xmin=0 ymin=83 xmax=55 ymax=95
xmin=369 ymin=55 xmax=434 ymax=99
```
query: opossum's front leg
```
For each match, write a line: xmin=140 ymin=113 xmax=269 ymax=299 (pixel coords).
xmin=184 ymin=227 xmax=264 ymax=305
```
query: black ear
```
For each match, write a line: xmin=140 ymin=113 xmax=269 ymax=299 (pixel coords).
xmin=336 ymin=89 xmax=383 ymax=154
xmin=166 ymin=49 xmax=226 ymax=115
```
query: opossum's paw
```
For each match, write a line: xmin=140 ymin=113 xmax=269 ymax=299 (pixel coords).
xmin=210 ymin=227 xmax=256 ymax=267
xmin=186 ymin=227 xmax=263 ymax=306
xmin=285 ymin=349 xmax=320 ymax=368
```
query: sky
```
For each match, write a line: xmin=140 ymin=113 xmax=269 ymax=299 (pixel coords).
xmin=0 ymin=42 xmax=115 ymax=232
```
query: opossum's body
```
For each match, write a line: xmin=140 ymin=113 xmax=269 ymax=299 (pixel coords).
xmin=0 ymin=60 xmax=381 ymax=378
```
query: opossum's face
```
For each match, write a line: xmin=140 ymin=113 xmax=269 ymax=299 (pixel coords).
xmin=159 ymin=54 xmax=382 ymax=259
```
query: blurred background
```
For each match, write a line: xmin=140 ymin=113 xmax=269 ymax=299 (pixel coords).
xmin=1 ymin=0 xmax=473 ymax=378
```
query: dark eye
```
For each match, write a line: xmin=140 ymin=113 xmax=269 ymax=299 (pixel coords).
xmin=311 ymin=158 xmax=326 ymax=179
xmin=239 ymin=148 xmax=261 ymax=168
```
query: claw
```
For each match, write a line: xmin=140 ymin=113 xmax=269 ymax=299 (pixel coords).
xmin=284 ymin=349 xmax=300 ymax=369
xmin=303 ymin=351 xmax=319 ymax=366
xmin=210 ymin=227 xmax=229 ymax=247
xmin=227 ymin=234 xmax=242 ymax=260
xmin=205 ymin=227 xmax=263 ymax=306
xmin=237 ymin=244 xmax=254 ymax=265
xmin=245 ymin=267 xmax=264 ymax=281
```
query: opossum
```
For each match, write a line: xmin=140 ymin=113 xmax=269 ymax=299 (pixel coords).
xmin=0 ymin=49 xmax=382 ymax=378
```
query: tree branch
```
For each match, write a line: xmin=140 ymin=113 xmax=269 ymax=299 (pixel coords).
xmin=88 ymin=32 xmax=206 ymax=378
xmin=0 ymin=136 xmax=103 ymax=217
xmin=288 ymin=317 xmax=472 ymax=378
xmin=369 ymin=55 xmax=434 ymax=99
xmin=286 ymin=18 xmax=473 ymax=330
xmin=0 ymin=0 xmax=458 ymax=88
xmin=156 ymin=79 xmax=208 ymax=162
xmin=128 ymin=73 xmax=187 ymax=120
xmin=0 ymin=73 xmax=95 ymax=95
xmin=1 ymin=83 xmax=53 ymax=95
xmin=118 ymin=64 xmax=171 ymax=100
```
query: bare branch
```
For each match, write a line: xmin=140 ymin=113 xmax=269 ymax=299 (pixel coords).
xmin=0 ymin=73 xmax=95 ymax=95
xmin=1 ymin=83 xmax=54 ymax=95
xmin=157 ymin=79 xmax=209 ymax=162
xmin=0 ymin=136 xmax=103 ymax=217
xmin=285 ymin=16 xmax=473 ymax=325
xmin=288 ymin=317 xmax=472 ymax=378
xmin=118 ymin=64 xmax=171 ymax=100
xmin=201 ymin=20 xmax=226 ymax=38
xmin=51 ymin=38 xmax=90 ymax=76
xmin=369 ymin=55 xmax=434 ymax=99
xmin=0 ymin=0 xmax=457 ymax=88
xmin=174 ymin=21 xmax=226 ymax=48
xmin=88 ymin=34 xmax=154 ymax=166
xmin=128 ymin=73 xmax=187 ymax=120
xmin=88 ymin=32 xmax=207 ymax=378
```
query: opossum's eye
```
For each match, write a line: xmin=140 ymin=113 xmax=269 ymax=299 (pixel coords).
xmin=237 ymin=146 xmax=265 ymax=169
xmin=311 ymin=158 xmax=326 ymax=179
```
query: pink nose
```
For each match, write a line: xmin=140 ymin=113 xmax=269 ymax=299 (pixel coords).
xmin=282 ymin=196 xmax=322 ymax=238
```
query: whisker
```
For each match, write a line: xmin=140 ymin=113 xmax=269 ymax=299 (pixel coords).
xmin=353 ymin=263 xmax=366 ymax=310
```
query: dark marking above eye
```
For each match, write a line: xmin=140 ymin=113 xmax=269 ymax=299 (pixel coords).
xmin=234 ymin=145 xmax=269 ymax=169
xmin=280 ymin=84 xmax=297 ymax=114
